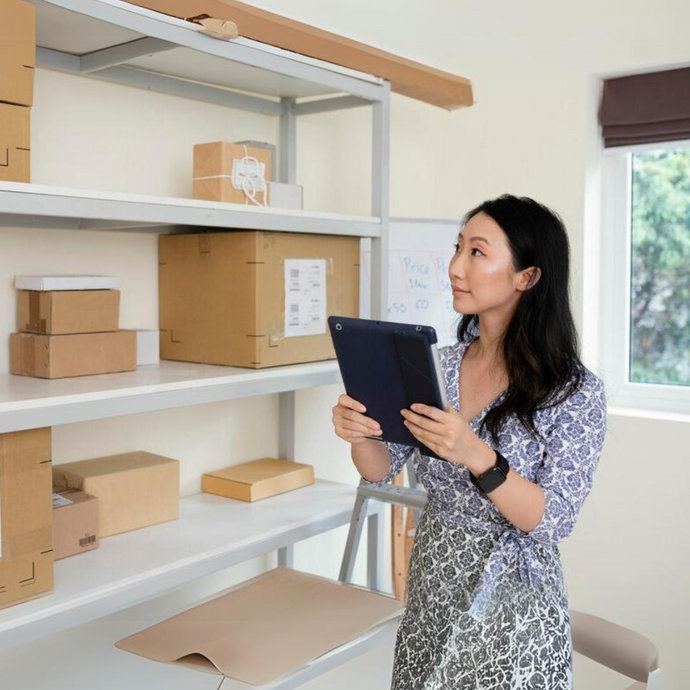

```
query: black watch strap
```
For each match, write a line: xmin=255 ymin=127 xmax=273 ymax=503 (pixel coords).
xmin=470 ymin=449 xmax=510 ymax=494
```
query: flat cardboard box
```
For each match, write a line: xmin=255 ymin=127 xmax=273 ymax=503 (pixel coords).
xmin=158 ymin=231 xmax=360 ymax=368
xmin=115 ymin=565 xmax=404 ymax=686
xmin=17 ymin=290 xmax=121 ymax=335
xmin=0 ymin=102 xmax=30 ymax=183
xmin=52 ymin=490 xmax=99 ymax=560
xmin=52 ymin=451 xmax=179 ymax=537
xmin=202 ymin=457 xmax=314 ymax=502
xmin=10 ymin=330 xmax=137 ymax=379
xmin=193 ymin=141 xmax=272 ymax=205
xmin=0 ymin=0 xmax=35 ymax=107
xmin=0 ymin=428 xmax=54 ymax=611
xmin=14 ymin=275 xmax=120 ymax=291
xmin=124 ymin=0 xmax=473 ymax=110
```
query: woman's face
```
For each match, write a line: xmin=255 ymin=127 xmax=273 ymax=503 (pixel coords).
xmin=449 ymin=211 xmax=532 ymax=316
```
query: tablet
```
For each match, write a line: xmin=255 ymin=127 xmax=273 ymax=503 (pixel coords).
xmin=328 ymin=315 xmax=450 ymax=461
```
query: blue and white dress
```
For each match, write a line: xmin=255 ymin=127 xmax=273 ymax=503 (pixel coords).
xmin=363 ymin=334 xmax=608 ymax=689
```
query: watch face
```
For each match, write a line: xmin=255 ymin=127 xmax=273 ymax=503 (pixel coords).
xmin=480 ymin=468 xmax=507 ymax=493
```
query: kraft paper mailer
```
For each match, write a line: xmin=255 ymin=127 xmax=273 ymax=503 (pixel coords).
xmin=115 ymin=566 xmax=404 ymax=686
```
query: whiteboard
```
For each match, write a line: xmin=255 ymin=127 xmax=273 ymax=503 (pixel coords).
xmin=359 ymin=218 xmax=462 ymax=349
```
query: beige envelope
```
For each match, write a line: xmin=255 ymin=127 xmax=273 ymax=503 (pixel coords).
xmin=115 ymin=566 xmax=404 ymax=686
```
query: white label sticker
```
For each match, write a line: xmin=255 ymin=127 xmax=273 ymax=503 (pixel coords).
xmin=52 ymin=492 xmax=74 ymax=508
xmin=284 ymin=259 xmax=327 ymax=338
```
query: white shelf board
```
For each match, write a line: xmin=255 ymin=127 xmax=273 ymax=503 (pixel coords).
xmin=30 ymin=0 xmax=386 ymax=102
xmin=0 ymin=358 xmax=343 ymax=433
xmin=0 ymin=182 xmax=382 ymax=236
xmin=0 ymin=479 xmax=384 ymax=652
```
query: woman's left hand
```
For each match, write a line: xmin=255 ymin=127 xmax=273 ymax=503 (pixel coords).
xmin=400 ymin=403 xmax=490 ymax=475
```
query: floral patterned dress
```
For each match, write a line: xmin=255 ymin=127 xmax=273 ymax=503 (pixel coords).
xmin=363 ymin=333 xmax=608 ymax=689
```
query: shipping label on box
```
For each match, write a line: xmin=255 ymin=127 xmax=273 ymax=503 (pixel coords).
xmin=284 ymin=259 xmax=327 ymax=338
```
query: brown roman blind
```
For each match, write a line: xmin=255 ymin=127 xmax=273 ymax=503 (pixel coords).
xmin=600 ymin=66 xmax=690 ymax=147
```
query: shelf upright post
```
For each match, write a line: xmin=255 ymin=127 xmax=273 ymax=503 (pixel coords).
xmin=277 ymin=96 xmax=299 ymax=569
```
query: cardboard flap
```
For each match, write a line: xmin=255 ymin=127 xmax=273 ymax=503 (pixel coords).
xmin=115 ymin=566 xmax=404 ymax=685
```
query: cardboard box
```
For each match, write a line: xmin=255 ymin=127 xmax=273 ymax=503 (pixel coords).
xmin=0 ymin=0 xmax=35 ymax=107
xmin=124 ymin=0 xmax=473 ymax=110
xmin=159 ymin=231 xmax=360 ymax=368
xmin=52 ymin=451 xmax=180 ymax=537
xmin=52 ymin=490 xmax=99 ymax=560
xmin=202 ymin=457 xmax=314 ymax=502
xmin=0 ymin=102 xmax=30 ymax=183
xmin=193 ymin=141 xmax=272 ymax=205
xmin=10 ymin=330 xmax=137 ymax=379
xmin=267 ymin=181 xmax=303 ymax=210
xmin=17 ymin=290 xmax=121 ymax=335
xmin=135 ymin=329 xmax=160 ymax=366
xmin=14 ymin=275 xmax=120 ymax=291
xmin=0 ymin=428 xmax=54 ymax=611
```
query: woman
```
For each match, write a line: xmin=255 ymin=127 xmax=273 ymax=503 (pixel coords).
xmin=332 ymin=194 xmax=608 ymax=689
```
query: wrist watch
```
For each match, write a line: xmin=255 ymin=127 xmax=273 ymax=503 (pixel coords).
xmin=470 ymin=449 xmax=510 ymax=494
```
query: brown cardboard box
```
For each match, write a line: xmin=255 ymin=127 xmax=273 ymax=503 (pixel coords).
xmin=10 ymin=330 xmax=137 ymax=378
xmin=159 ymin=231 xmax=360 ymax=368
xmin=0 ymin=427 xmax=54 ymax=611
xmin=52 ymin=490 xmax=99 ymax=560
xmin=202 ymin=457 xmax=314 ymax=502
xmin=124 ymin=1 xmax=473 ymax=110
xmin=52 ymin=451 xmax=180 ymax=537
xmin=17 ymin=290 xmax=121 ymax=335
xmin=193 ymin=141 xmax=272 ymax=205
xmin=0 ymin=0 xmax=35 ymax=107
xmin=0 ymin=102 xmax=30 ymax=183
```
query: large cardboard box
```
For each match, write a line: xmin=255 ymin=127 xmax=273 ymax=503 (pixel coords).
xmin=159 ymin=231 xmax=360 ymax=368
xmin=17 ymin=290 xmax=121 ymax=335
xmin=0 ymin=102 xmax=30 ymax=183
xmin=52 ymin=451 xmax=180 ymax=537
xmin=202 ymin=457 xmax=314 ymax=502
xmin=0 ymin=427 xmax=54 ymax=611
xmin=10 ymin=330 xmax=137 ymax=378
xmin=52 ymin=490 xmax=99 ymax=560
xmin=193 ymin=141 xmax=272 ymax=205
xmin=0 ymin=0 xmax=35 ymax=107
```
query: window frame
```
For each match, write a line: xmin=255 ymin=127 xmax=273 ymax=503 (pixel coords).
xmin=600 ymin=138 xmax=690 ymax=417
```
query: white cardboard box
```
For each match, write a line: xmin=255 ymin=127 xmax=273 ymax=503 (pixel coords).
xmin=268 ymin=182 xmax=303 ymax=210
xmin=136 ymin=330 xmax=159 ymax=366
xmin=14 ymin=275 xmax=120 ymax=291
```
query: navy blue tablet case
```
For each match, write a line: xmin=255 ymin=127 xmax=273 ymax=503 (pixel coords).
xmin=328 ymin=315 xmax=449 ymax=461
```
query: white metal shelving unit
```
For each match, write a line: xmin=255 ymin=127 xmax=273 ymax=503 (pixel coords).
xmin=1 ymin=0 xmax=395 ymax=686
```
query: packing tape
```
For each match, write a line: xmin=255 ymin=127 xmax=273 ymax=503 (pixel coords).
xmin=28 ymin=292 xmax=40 ymax=331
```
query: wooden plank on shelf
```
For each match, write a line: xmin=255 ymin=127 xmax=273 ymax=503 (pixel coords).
xmin=124 ymin=0 xmax=474 ymax=110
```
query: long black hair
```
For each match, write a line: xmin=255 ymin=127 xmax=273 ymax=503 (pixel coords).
xmin=456 ymin=194 xmax=586 ymax=444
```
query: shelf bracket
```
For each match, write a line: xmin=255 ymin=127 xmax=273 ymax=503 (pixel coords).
xmin=79 ymin=37 xmax=177 ymax=73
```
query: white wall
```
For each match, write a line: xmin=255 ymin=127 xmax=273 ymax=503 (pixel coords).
xmin=1 ymin=0 xmax=688 ymax=687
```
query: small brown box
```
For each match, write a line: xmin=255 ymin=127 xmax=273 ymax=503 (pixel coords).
xmin=0 ymin=102 xmax=30 ymax=183
xmin=0 ymin=0 xmax=35 ymax=107
xmin=193 ymin=141 xmax=272 ymax=205
xmin=202 ymin=457 xmax=314 ymax=502
xmin=0 ymin=427 xmax=54 ymax=611
xmin=158 ymin=231 xmax=360 ymax=368
xmin=17 ymin=290 xmax=121 ymax=335
xmin=52 ymin=451 xmax=180 ymax=537
xmin=52 ymin=490 xmax=99 ymax=560
xmin=10 ymin=330 xmax=137 ymax=378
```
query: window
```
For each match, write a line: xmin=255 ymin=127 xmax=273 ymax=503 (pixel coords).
xmin=601 ymin=139 xmax=690 ymax=416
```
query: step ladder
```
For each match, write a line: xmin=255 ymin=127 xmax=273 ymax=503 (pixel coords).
xmin=338 ymin=456 xmax=428 ymax=590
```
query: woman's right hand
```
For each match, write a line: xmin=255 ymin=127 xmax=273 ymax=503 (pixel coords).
xmin=332 ymin=394 xmax=383 ymax=445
